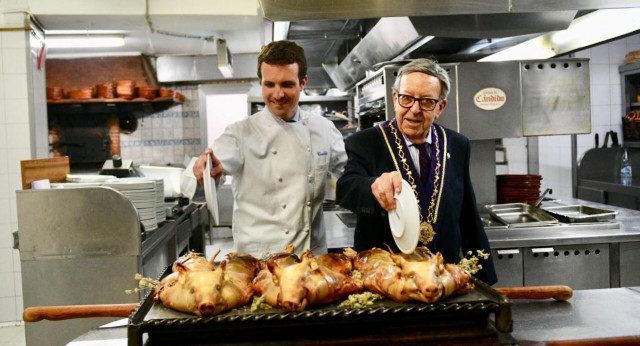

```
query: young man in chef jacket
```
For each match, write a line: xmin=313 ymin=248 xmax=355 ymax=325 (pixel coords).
xmin=183 ymin=40 xmax=347 ymax=258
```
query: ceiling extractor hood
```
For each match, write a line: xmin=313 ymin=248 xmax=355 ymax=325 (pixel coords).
xmin=323 ymin=11 xmax=576 ymax=91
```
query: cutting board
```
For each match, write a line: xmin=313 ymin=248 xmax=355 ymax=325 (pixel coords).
xmin=20 ymin=156 xmax=70 ymax=189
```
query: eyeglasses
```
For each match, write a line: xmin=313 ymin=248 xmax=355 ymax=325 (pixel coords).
xmin=396 ymin=93 xmax=440 ymax=111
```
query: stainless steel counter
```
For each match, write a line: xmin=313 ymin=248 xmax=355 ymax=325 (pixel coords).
xmin=511 ymin=286 xmax=640 ymax=342
xmin=483 ymin=198 xmax=640 ymax=248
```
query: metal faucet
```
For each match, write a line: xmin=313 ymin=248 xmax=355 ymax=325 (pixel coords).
xmin=534 ymin=188 xmax=553 ymax=208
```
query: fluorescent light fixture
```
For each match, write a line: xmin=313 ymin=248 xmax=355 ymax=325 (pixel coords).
xmin=480 ymin=8 xmax=640 ymax=62
xmin=274 ymin=21 xmax=290 ymax=41
xmin=46 ymin=35 xmax=125 ymax=49
xmin=217 ymin=39 xmax=234 ymax=78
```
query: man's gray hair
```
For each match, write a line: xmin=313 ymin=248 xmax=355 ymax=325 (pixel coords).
xmin=392 ymin=58 xmax=451 ymax=101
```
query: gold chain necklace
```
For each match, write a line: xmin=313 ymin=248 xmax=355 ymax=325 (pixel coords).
xmin=385 ymin=122 xmax=441 ymax=244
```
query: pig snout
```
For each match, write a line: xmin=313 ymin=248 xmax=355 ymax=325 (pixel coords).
xmin=198 ymin=301 xmax=217 ymax=316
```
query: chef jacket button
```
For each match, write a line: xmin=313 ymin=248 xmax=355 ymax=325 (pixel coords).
xmin=278 ymin=177 xmax=283 ymax=182
xmin=272 ymin=149 xmax=278 ymax=155
xmin=306 ymin=201 xmax=311 ymax=206
xmin=285 ymin=229 xmax=289 ymax=234
xmin=307 ymin=147 xmax=311 ymax=152
xmin=281 ymin=203 xmax=287 ymax=209
xmin=307 ymin=174 xmax=313 ymax=182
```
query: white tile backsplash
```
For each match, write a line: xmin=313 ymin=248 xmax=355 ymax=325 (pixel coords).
xmin=0 ymin=223 xmax=12 ymax=249
xmin=2 ymin=74 xmax=27 ymax=100
xmin=0 ymin=249 xmax=13 ymax=273
xmin=13 ymin=272 xmax=21 ymax=298
xmin=590 ymin=64 xmax=610 ymax=85
xmin=6 ymin=148 xmax=29 ymax=174
xmin=0 ymin=273 xmax=15 ymax=298
xmin=1 ymin=49 xmax=26 ymax=75
xmin=4 ymin=99 xmax=28 ymax=124
xmin=591 ymin=105 xmax=610 ymax=126
xmin=12 ymin=250 xmax=20 ymax=273
xmin=0 ymin=297 xmax=16 ymax=322
xmin=590 ymin=44 xmax=609 ymax=64
xmin=590 ymin=85 xmax=611 ymax=105
xmin=5 ymin=123 xmax=29 ymax=149
xmin=608 ymin=43 xmax=627 ymax=65
xmin=0 ymin=99 xmax=5 ymax=123
xmin=0 ymin=176 xmax=8 ymax=199
xmin=0 ymin=32 xmax=25 ymax=49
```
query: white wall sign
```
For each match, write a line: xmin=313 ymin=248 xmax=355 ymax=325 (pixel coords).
xmin=473 ymin=87 xmax=507 ymax=111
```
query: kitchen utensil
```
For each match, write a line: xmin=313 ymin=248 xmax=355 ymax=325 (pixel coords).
xmin=204 ymin=155 xmax=219 ymax=225
xmin=67 ymin=88 xmax=95 ymax=99
xmin=137 ymin=86 xmax=157 ymax=100
xmin=96 ymin=81 xmax=116 ymax=98
xmin=602 ymin=131 xmax=610 ymax=148
xmin=23 ymin=303 xmax=138 ymax=322
xmin=534 ymin=188 xmax=552 ymax=207
xmin=158 ymin=88 xmax=174 ymax=98
xmin=20 ymin=156 xmax=70 ymax=189
xmin=496 ymin=285 xmax=572 ymax=301
xmin=542 ymin=205 xmax=618 ymax=223
xmin=595 ymin=133 xmax=599 ymax=148
xmin=611 ymin=131 xmax=619 ymax=146
xmin=116 ymin=80 xmax=136 ymax=99
xmin=46 ymin=87 xmax=64 ymax=100
xmin=389 ymin=179 xmax=420 ymax=254
xmin=137 ymin=165 xmax=185 ymax=198
xmin=485 ymin=203 xmax=558 ymax=228
xmin=119 ymin=113 xmax=138 ymax=134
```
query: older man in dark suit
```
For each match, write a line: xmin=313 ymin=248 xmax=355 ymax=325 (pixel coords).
xmin=336 ymin=58 xmax=497 ymax=285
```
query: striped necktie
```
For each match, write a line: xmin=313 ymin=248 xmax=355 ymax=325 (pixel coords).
xmin=417 ymin=142 xmax=430 ymax=185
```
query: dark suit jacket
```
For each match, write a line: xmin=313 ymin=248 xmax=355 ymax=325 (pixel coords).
xmin=336 ymin=125 xmax=498 ymax=285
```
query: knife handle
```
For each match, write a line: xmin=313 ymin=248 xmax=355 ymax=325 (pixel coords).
xmin=23 ymin=303 xmax=138 ymax=322
xmin=496 ymin=285 xmax=573 ymax=301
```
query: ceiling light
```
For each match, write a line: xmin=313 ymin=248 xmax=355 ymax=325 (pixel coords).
xmin=46 ymin=35 xmax=125 ymax=49
xmin=480 ymin=8 xmax=640 ymax=62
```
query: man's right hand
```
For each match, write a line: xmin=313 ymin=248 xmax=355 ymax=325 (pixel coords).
xmin=371 ymin=171 xmax=403 ymax=211
xmin=193 ymin=148 xmax=224 ymax=185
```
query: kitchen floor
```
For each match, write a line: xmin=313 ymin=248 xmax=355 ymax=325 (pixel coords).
xmin=0 ymin=323 xmax=25 ymax=346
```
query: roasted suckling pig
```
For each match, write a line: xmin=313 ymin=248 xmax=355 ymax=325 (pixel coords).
xmin=154 ymin=245 xmax=476 ymax=316
xmin=154 ymin=251 xmax=259 ymax=316
xmin=253 ymin=248 xmax=363 ymax=311
xmin=355 ymin=247 xmax=472 ymax=303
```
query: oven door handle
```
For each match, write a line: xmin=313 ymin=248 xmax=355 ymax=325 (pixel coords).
xmin=496 ymin=249 xmax=520 ymax=255
xmin=531 ymin=247 xmax=554 ymax=254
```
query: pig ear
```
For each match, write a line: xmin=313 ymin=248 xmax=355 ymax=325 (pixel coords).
xmin=391 ymin=253 xmax=406 ymax=267
xmin=283 ymin=244 xmax=295 ymax=254
xmin=343 ymin=248 xmax=357 ymax=259
xmin=309 ymin=258 xmax=319 ymax=271
xmin=175 ymin=263 xmax=188 ymax=284
xmin=210 ymin=249 xmax=221 ymax=265
xmin=267 ymin=261 xmax=282 ymax=279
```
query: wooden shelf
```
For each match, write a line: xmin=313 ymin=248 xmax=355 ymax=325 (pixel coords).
xmin=47 ymin=97 xmax=176 ymax=104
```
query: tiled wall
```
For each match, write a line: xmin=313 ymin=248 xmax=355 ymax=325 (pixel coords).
xmin=119 ymin=85 xmax=201 ymax=165
xmin=502 ymin=33 xmax=640 ymax=201
xmin=0 ymin=28 xmax=32 ymax=324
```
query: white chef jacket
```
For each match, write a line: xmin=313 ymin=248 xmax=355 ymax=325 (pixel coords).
xmin=184 ymin=108 xmax=346 ymax=257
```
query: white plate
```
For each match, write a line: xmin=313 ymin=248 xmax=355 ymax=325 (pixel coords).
xmin=389 ymin=179 xmax=420 ymax=254
xmin=204 ymin=155 xmax=219 ymax=226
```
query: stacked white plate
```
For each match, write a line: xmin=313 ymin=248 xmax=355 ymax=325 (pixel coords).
xmin=150 ymin=178 xmax=166 ymax=224
xmin=66 ymin=174 xmax=116 ymax=183
xmin=104 ymin=178 xmax=158 ymax=231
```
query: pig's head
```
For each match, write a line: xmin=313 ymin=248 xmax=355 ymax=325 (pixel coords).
xmin=269 ymin=254 xmax=310 ymax=312
xmin=175 ymin=261 xmax=226 ymax=316
xmin=392 ymin=252 xmax=444 ymax=303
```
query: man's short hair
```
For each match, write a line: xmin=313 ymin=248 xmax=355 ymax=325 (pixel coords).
xmin=257 ymin=40 xmax=307 ymax=83
xmin=392 ymin=58 xmax=451 ymax=101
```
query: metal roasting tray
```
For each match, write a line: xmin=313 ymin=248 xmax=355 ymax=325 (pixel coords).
xmin=485 ymin=203 xmax=559 ymax=228
xmin=541 ymin=205 xmax=617 ymax=223
xmin=482 ymin=217 xmax=509 ymax=230
xmin=127 ymin=267 xmax=512 ymax=345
